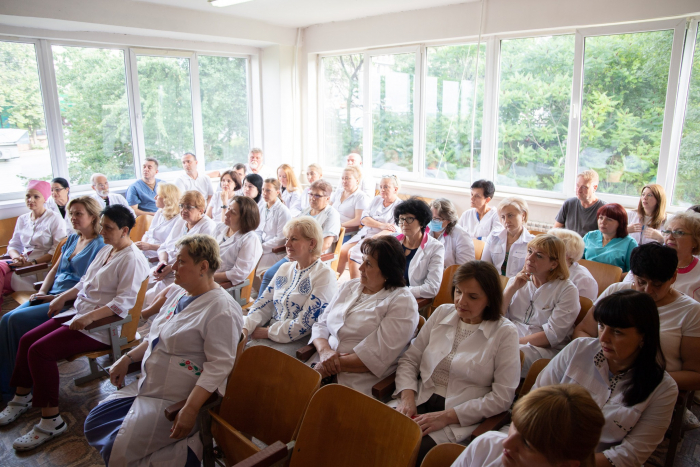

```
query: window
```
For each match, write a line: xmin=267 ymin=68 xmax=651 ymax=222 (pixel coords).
xmin=425 ymin=44 xmax=485 ymax=183
xmin=0 ymin=41 xmax=53 ymax=194
xmin=370 ymin=53 xmax=416 ymax=172
xmin=497 ymin=35 xmax=575 ymax=192
xmin=321 ymin=54 xmax=364 ymax=167
xmin=673 ymin=27 xmax=700 ymax=206
xmin=198 ymin=55 xmax=250 ymax=172
xmin=578 ymin=30 xmax=674 ymax=196
xmin=136 ymin=55 xmax=195 ymax=173
xmin=52 ymin=46 xmax=133 ymax=184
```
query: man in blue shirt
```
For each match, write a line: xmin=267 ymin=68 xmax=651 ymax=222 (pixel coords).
xmin=127 ymin=158 xmax=162 ymax=216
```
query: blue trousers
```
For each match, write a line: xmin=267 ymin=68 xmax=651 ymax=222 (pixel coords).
xmin=260 ymin=257 xmax=289 ymax=293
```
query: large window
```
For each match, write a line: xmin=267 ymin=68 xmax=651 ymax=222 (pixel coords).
xmin=0 ymin=41 xmax=53 ymax=194
xmin=578 ymin=30 xmax=674 ymax=196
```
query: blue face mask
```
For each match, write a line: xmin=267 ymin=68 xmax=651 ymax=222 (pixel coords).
xmin=428 ymin=219 xmax=445 ymax=233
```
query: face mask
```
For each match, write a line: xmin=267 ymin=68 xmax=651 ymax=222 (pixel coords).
xmin=428 ymin=219 xmax=445 ymax=233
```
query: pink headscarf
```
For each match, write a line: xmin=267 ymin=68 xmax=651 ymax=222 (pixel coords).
xmin=27 ymin=180 xmax=51 ymax=202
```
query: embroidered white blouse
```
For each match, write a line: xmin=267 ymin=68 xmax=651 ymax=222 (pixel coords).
xmin=214 ymin=224 xmax=263 ymax=285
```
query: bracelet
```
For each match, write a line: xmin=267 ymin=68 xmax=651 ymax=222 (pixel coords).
xmin=221 ymin=205 xmax=228 ymax=209
xmin=125 ymin=353 xmax=134 ymax=364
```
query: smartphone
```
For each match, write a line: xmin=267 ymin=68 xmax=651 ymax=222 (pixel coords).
xmin=29 ymin=298 xmax=43 ymax=306
xmin=156 ymin=263 xmax=167 ymax=273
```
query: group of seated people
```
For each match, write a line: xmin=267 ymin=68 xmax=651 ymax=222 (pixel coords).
xmin=0 ymin=151 xmax=698 ymax=467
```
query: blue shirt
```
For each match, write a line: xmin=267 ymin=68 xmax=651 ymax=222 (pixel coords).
xmin=126 ymin=179 xmax=162 ymax=213
xmin=49 ymin=233 xmax=105 ymax=295
xmin=582 ymin=230 xmax=638 ymax=272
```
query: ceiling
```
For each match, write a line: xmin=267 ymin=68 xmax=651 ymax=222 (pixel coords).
xmin=133 ymin=0 xmax=478 ymax=28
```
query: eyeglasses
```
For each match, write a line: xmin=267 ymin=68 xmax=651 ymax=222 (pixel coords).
xmin=661 ymin=229 xmax=690 ymax=237
xmin=51 ymin=188 xmax=65 ymax=193
xmin=432 ymin=217 xmax=445 ymax=222
xmin=179 ymin=204 xmax=197 ymax=211
xmin=397 ymin=216 xmax=417 ymax=225
xmin=308 ymin=193 xmax=325 ymax=200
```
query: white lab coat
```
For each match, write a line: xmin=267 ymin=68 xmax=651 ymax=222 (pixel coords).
xmin=330 ymin=188 xmax=370 ymax=225
xmin=348 ymin=196 xmax=402 ymax=264
xmin=255 ymin=200 xmax=292 ymax=270
xmin=309 ymin=279 xmax=419 ymax=396
xmin=533 ymin=338 xmax=678 ymax=467
xmin=7 ymin=209 xmax=67 ymax=291
xmin=90 ymin=193 xmax=136 ymax=216
xmin=429 ymin=224 xmax=475 ymax=268
xmin=214 ymin=224 xmax=262 ymax=285
xmin=245 ymin=163 xmax=275 ymax=180
xmin=243 ymin=259 xmax=338 ymax=343
xmin=301 ymin=187 xmax=311 ymax=211
xmin=392 ymin=305 xmax=520 ymax=444
xmin=458 ymin=208 xmax=502 ymax=240
xmin=452 ymin=431 xmax=507 ymax=467
xmin=568 ymin=261 xmax=598 ymax=301
xmin=174 ymin=173 xmax=214 ymax=200
xmin=281 ymin=188 xmax=302 ymax=217
xmin=103 ymin=286 xmax=243 ymax=467
xmin=206 ymin=189 xmax=233 ymax=223
xmin=140 ymin=210 xmax=180 ymax=259
xmin=299 ymin=205 xmax=342 ymax=252
xmin=395 ymin=232 xmax=445 ymax=298
xmin=481 ymin=228 xmax=535 ymax=277
xmin=45 ymin=197 xmax=74 ymax=236
xmin=54 ymin=243 xmax=150 ymax=345
xmin=626 ymin=210 xmax=666 ymax=245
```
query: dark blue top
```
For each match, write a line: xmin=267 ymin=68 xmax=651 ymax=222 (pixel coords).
xmin=126 ymin=179 xmax=162 ymax=213
xmin=49 ymin=234 xmax=105 ymax=295
xmin=403 ymin=246 xmax=418 ymax=286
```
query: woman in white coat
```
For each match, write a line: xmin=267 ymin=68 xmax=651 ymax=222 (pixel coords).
xmin=277 ymin=164 xmax=302 ymax=216
xmin=548 ymin=228 xmax=598 ymax=301
xmin=393 ymin=261 xmax=519 ymax=464
xmin=213 ymin=196 xmax=262 ymax=288
xmin=1 ymin=180 xmax=66 ymax=303
xmin=84 ymin=234 xmax=243 ymax=467
xmin=627 ymin=184 xmax=667 ymax=245
xmin=205 ymin=170 xmax=241 ymax=223
xmin=458 ymin=180 xmax=501 ymax=240
xmin=502 ymin=234 xmax=580 ymax=377
xmin=428 ymin=199 xmax=475 ymax=268
xmin=256 ymin=179 xmax=292 ymax=271
xmin=135 ymin=183 xmax=181 ymax=259
xmin=393 ymin=197 xmax=445 ymax=299
xmin=310 ymin=235 xmax=419 ymax=396
xmin=330 ymin=165 xmax=370 ymax=241
xmin=482 ymin=196 xmax=534 ymax=277
xmin=244 ymin=217 xmax=338 ymax=355
xmin=45 ymin=177 xmax=74 ymax=235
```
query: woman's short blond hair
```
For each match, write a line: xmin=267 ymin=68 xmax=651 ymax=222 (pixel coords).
xmin=668 ymin=211 xmax=700 ymax=256
xmin=547 ymin=227 xmax=585 ymax=262
xmin=527 ymin=234 xmax=569 ymax=281
xmin=307 ymin=163 xmax=323 ymax=179
xmin=180 ymin=190 xmax=207 ymax=212
xmin=497 ymin=196 xmax=529 ymax=223
xmin=66 ymin=196 xmax=103 ymax=236
xmin=175 ymin=234 xmax=221 ymax=274
xmin=512 ymin=384 xmax=605 ymax=467
xmin=343 ymin=165 xmax=362 ymax=182
xmin=577 ymin=169 xmax=600 ymax=186
xmin=283 ymin=217 xmax=324 ymax=257
xmin=157 ymin=183 xmax=182 ymax=220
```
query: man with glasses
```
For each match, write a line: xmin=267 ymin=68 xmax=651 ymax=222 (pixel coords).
xmin=174 ymin=153 xmax=214 ymax=205
xmin=554 ymin=169 xmax=606 ymax=237
xmin=126 ymin=158 xmax=162 ymax=216
xmin=89 ymin=173 xmax=135 ymax=217
xmin=346 ymin=153 xmax=377 ymax=198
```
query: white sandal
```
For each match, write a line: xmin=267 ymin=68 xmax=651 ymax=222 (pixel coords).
xmin=13 ymin=421 xmax=67 ymax=451
xmin=0 ymin=401 xmax=30 ymax=426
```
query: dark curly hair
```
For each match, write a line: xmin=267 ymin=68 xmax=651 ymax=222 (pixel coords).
xmin=630 ymin=243 xmax=678 ymax=283
xmin=393 ymin=197 xmax=432 ymax=233
xmin=101 ymin=204 xmax=136 ymax=232
xmin=360 ymin=236 xmax=406 ymax=290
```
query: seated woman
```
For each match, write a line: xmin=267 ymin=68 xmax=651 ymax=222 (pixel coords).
xmin=242 ymin=173 xmax=263 ymax=204
xmin=84 ymin=234 xmax=243 ymax=466
xmin=535 ymin=290 xmax=678 ymax=467
xmin=146 ymin=191 xmax=216 ymax=305
xmin=0 ymin=205 xmax=150 ymax=450
xmin=330 ymin=165 xmax=370 ymax=242
xmin=428 ymin=198 xmax=475 ymax=268
xmin=393 ymin=261 xmax=519 ymax=464
xmin=583 ymin=203 xmax=638 ymax=272
xmin=259 ymin=179 xmax=341 ymax=292
xmin=503 ymin=235 xmax=580 ymax=376
xmin=243 ymin=217 xmax=338 ymax=355
xmin=213 ymin=196 xmax=262 ymax=288
xmin=575 ymin=243 xmax=700 ymax=391
xmin=135 ymin=182 xmax=181 ymax=259
xmin=1 ymin=181 xmax=67 ymax=303
xmin=627 ymin=183 xmax=667 ymax=245
xmin=278 ymin=164 xmax=302 ymax=216
xmin=457 ymin=179 xmax=502 ymax=240
xmin=482 ymin=197 xmax=534 ymax=277
xmin=301 ymin=163 xmax=322 ymax=211
xmin=206 ymin=170 xmax=241 ymax=223
xmin=548 ymin=228 xmax=598 ymax=301
xmin=393 ymin=197 xmax=445 ymax=299
xmin=256 ymin=178 xmax=292 ymax=271
xmin=45 ymin=177 xmax=74 ymax=235
xmin=310 ymin=235 xmax=419 ymax=396
xmin=0 ymin=196 xmax=104 ymax=401
xmin=452 ymin=384 xmax=605 ymax=467
xmin=339 ymin=174 xmax=402 ymax=278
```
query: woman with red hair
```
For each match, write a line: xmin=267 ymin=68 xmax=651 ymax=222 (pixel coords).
xmin=582 ymin=203 xmax=638 ymax=272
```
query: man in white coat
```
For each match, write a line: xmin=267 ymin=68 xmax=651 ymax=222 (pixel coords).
xmin=346 ymin=153 xmax=377 ymax=198
xmin=174 ymin=153 xmax=214 ymax=205
xmin=90 ymin=173 xmax=135 ymax=216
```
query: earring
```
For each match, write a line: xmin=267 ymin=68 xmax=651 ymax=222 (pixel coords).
xmin=200 ymin=273 xmax=204 ymax=277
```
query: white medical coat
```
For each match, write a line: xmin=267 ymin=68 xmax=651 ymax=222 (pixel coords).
xmin=140 ymin=210 xmax=180 ymax=259
xmin=429 ymin=224 xmax=475 ymax=268
xmin=255 ymin=200 xmax=292 ymax=270
xmin=395 ymin=232 xmax=445 ymax=298
xmin=481 ymin=228 xmax=535 ymax=277
xmin=214 ymin=224 xmax=262 ymax=285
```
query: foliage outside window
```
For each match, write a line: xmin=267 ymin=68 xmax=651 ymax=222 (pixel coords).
xmin=0 ymin=41 xmax=53 ymax=194
xmin=52 ymin=46 xmax=134 ymax=185
xmin=579 ymin=30 xmax=674 ymax=196
xmin=497 ymin=35 xmax=575 ymax=192
xmin=425 ymin=44 xmax=485 ymax=183
xmin=199 ymin=55 xmax=250 ymax=172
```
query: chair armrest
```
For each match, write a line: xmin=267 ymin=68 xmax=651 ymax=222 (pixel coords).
xmin=372 ymin=373 xmax=396 ymax=401
xmin=271 ymin=245 xmax=286 ymax=254
xmin=296 ymin=344 xmax=316 ymax=362
xmin=0 ymin=254 xmax=10 ymax=260
xmin=219 ymin=281 xmax=233 ymax=289
xmin=344 ymin=227 xmax=360 ymax=236
xmin=33 ymin=281 xmax=44 ymax=291
xmin=148 ymin=256 xmax=160 ymax=264
xmin=470 ymin=412 xmax=511 ymax=441
xmin=416 ymin=298 xmax=433 ymax=310
xmin=14 ymin=262 xmax=50 ymax=275
xmin=320 ymin=253 xmax=335 ymax=262
xmin=164 ymin=392 xmax=219 ymax=421
xmin=85 ymin=314 xmax=131 ymax=332
xmin=232 ymin=441 xmax=288 ymax=467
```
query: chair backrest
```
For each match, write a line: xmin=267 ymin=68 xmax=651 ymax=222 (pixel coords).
xmin=420 ymin=443 xmax=466 ymax=467
xmin=239 ymin=266 xmax=257 ymax=309
xmin=0 ymin=216 xmax=18 ymax=254
xmin=519 ymin=358 xmax=550 ymax=398
xmin=430 ymin=264 xmax=459 ymax=310
xmin=121 ymin=278 xmax=149 ymax=341
xmin=528 ymin=230 xmax=547 ymax=236
xmin=130 ymin=214 xmax=154 ymax=242
xmin=576 ymin=296 xmax=593 ymax=326
xmin=499 ymin=275 xmax=509 ymax=291
xmin=290 ymin=384 xmax=422 ymax=467
xmin=232 ymin=333 xmax=246 ymax=373
xmin=51 ymin=237 xmax=68 ymax=266
xmin=217 ymin=346 xmax=321 ymax=454
xmin=330 ymin=226 xmax=346 ymax=272
xmin=578 ymin=259 xmax=622 ymax=297
xmin=473 ymin=239 xmax=485 ymax=260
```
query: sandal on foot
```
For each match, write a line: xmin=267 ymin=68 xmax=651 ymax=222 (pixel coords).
xmin=13 ymin=421 xmax=67 ymax=451
xmin=0 ymin=401 xmax=30 ymax=426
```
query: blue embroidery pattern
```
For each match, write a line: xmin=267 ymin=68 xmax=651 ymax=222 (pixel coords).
xmin=275 ymin=275 xmax=288 ymax=289
xmin=298 ymin=277 xmax=311 ymax=295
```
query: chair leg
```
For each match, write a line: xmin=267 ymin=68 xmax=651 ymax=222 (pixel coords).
xmin=665 ymin=392 xmax=693 ymax=467
xmin=74 ymin=357 xmax=107 ymax=386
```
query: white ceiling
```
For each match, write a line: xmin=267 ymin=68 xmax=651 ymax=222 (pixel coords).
xmin=133 ymin=0 xmax=478 ymax=28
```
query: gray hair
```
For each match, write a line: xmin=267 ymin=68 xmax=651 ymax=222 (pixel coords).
xmin=310 ymin=179 xmax=333 ymax=198
xmin=90 ymin=173 xmax=107 ymax=186
xmin=283 ymin=217 xmax=324 ymax=257
xmin=668 ymin=211 xmax=700 ymax=256
xmin=430 ymin=198 xmax=459 ymax=235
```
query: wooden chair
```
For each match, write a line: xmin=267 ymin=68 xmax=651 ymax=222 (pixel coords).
xmin=428 ymin=265 xmax=459 ymax=317
xmin=421 ymin=443 xmax=466 ymax=467
xmin=520 ymin=358 xmax=550 ymax=398
xmin=238 ymin=384 xmax=422 ymax=467
xmin=665 ymin=390 xmax=696 ymax=467
xmin=220 ymin=266 xmax=257 ymax=310
xmin=66 ymin=278 xmax=149 ymax=385
xmin=528 ymin=230 xmax=547 ymax=236
xmin=130 ymin=214 xmax=153 ymax=242
xmin=0 ymin=216 xmax=18 ymax=255
xmin=11 ymin=236 xmax=68 ymax=306
xmin=324 ymin=226 xmax=346 ymax=273
xmin=473 ymin=239 xmax=485 ymax=261
xmin=576 ymin=296 xmax=593 ymax=326
xmin=578 ymin=259 xmax=622 ymax=297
